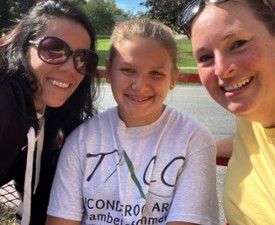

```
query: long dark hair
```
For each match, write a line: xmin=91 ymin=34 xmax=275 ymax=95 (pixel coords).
xmin=0 ymin=0 xmax=100 ymax=143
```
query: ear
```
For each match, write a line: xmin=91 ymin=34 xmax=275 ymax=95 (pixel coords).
xmin=170 ymin=67 xmax=179 ymax=90
xmin=105 ymin=59 xmax=111 ymax=83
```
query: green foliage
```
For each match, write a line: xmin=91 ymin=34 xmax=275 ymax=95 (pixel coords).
xmin=0 ymin=0 xmax=128 ymax=35
xmin=96 ymin=35 xmax=197 ymax=73
xmin=141 ymin=0 xmax=190 ymax=33
xmin=122 ymin=10 xmax=147 ymax=20
xmin=177 ymin=37 xmax=196 ymax=68
xmin=0 ymin=0 xmax=36 ymax=31
xmin=97 ymin=36 xmax=111 ymax=67
xmin=67 ymin=0 xmax=87 ymax=5
xmin=83 ymin=0 xmax=124 ymax=35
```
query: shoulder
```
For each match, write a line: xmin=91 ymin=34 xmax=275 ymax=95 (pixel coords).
xmin=0 ymin=74 xmax=37 ymax=133
xmin=164 ymin=106 xmax=215 ymax=147
xmin=236 ymin=117 xmax=254 ymax=132
xmin=0 ymin=74 xmax=34 ymax=110
xmin=0 ymin=75 xmax=23 ymax=116
xmin=68 ymin=106 xmax=117 ymax=136
xmin=165 ymin=106 xmax=209 ymax=131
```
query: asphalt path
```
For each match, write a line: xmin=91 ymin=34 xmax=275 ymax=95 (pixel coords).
xmin=98 ymin=83 xmax=236 ymax=225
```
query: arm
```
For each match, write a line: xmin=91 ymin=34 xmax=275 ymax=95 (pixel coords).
xmin=167 ymin=126 xmax=219 ymax=225
xmin=46 ymin=215 xmax=81 ymax=225
xmin=0 ymin=80 xmax=30 ymax=185
xmin=216 ymin=135 xmax=234 ymax=158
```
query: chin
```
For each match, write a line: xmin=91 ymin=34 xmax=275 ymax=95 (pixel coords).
xmin=47 ymin=101 xmax=67 ymax=108
xmin=227 ymin=103 xmax=251 ymax=117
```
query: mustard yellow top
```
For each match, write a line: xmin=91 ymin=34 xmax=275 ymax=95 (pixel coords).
xmin=224 ymin=117 xmax=275 ymax=225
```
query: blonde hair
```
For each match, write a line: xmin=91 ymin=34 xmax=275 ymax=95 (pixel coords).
xmin=109 ymin=18 xmax=178 ymax=70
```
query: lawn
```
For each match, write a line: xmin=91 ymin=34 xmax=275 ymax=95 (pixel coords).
xmin=96 ymin=35 xmax=198 ymax=73
xmin=96 ymin=36 xmax=111 ymax=68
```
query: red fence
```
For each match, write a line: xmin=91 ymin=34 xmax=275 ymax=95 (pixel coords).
xmin=0 ymin=182 xmax=19 ymax=208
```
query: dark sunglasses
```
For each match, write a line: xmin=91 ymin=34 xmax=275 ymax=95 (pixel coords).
xmin=29 ymin=36 xmax=98 ymax=76
xmin=179 ymin=0 xmax=275 ymax=39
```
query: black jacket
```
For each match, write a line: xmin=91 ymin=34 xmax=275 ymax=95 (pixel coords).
xmin=0 ymin=73 xmax=38 ymax=185
xmin=0 ymin=73 xmax=65 ymax=225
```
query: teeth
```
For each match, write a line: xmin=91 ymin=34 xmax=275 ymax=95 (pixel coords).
xmin=224 ymin=78 xmax=251 ymax=91
xmin=49 ymin=79 xmax=70 ymax=88
xmin=128 ymin=95 xmax=152 ymax=102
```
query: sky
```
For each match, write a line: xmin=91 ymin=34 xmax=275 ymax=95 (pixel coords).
xmin=115 ymin=0 xmax=148 ymax=14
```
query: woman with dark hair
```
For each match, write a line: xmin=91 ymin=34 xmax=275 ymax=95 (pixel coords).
xmin=0 ymin=0 xmax=100 ymax=224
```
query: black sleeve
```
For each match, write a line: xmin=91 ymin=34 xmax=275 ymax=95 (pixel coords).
xmin=0 ymin=77 xmax=37 ymax=186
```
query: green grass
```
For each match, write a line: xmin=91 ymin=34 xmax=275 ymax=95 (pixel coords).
xmin=176 ymin=38 xmax=198 ymax=73
xmin=96 ymin=36 xmax=197 ymax=73
xmin=97 ymin=36 xmax=111 ymax=68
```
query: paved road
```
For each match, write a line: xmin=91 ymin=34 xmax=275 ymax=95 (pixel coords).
xmin=98 ymin=84 xmax=236 ymax=224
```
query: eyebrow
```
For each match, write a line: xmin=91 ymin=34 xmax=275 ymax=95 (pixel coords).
xmin=221 ymin=32 xmax=238 ymax=41
xmin=194 ymin=30 xmax=240 ymax=54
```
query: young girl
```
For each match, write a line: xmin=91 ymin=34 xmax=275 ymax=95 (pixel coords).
xmin=46 ymin=19 xmax=219 ymax=225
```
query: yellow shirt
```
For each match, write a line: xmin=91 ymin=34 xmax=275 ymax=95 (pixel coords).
xmin=224 ymin=118 xmax=275 ymax=225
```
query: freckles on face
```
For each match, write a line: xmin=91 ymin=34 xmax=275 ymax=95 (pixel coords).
xmin=28 ymin=18 xmax=91 ymax=111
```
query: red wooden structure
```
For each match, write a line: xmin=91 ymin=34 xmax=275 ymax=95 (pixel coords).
xmin=98 ymin=69 xmax=201 ymax=84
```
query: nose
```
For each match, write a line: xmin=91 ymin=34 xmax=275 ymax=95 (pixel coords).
xmin=214 ymin=55 xmax=237 ymax=79
xmin=131 ymin=74 xmax=147 ymax=91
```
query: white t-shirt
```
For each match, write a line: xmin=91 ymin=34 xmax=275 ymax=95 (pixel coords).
xmin=48 ymin=106 xmax=219 ymax=225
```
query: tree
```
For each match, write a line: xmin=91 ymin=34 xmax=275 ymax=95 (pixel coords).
xmin=0 ymin=0 xmax=36 ymax=31
xmin=84 ymin=0 xmax=121 ymax=35
xmin=67 ymin=0 xmax=87 ymax=5
xmin=135 ymin=11 xmax=147 ymax=19
xmin=141 ymin=0 xmax=189 ymax=33
xmin=121 ymin=10 xmax=147 ymax=20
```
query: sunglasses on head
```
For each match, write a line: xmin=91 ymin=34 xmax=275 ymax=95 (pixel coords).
xmin=179 ymin=0 xmax=275 ymax=39
xmin=29 ymin=36 xmax=98 ymax=76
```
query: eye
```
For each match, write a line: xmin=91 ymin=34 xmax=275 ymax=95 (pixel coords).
xmin=194 ymin=52 xmax=215 ymax=68
xmin=150 ymin=70 xmax=164 ymax=78
xmin=119 ymin=67 xmax=135 ymax=74
xmin=230 ymin=40 xmax=247 ymax=50
xmin=197 ymin=54 xmax=213 ymax=63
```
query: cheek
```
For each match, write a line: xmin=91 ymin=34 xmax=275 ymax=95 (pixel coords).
xmin=198 ymin=69 xmax=214 ymax=87
xmin=111 ymin=73 xmax=130 ymax=86
xmin=152 ymin=79 xmax=171 ymax=96
xmin=198 ymin=69 xmax=220 ymax=98
xmin=239 ymin=43 xmax=269 ymax=71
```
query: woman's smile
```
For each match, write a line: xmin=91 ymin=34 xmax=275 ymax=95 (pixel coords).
xmin=222 ymin=77 xmax=252 ymax=92
xmin=48 ymin=78 xmax=71 ymax=89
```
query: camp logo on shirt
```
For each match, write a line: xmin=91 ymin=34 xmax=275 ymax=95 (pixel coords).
xmin=84 ymin=149 xmax=185 ymax=225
